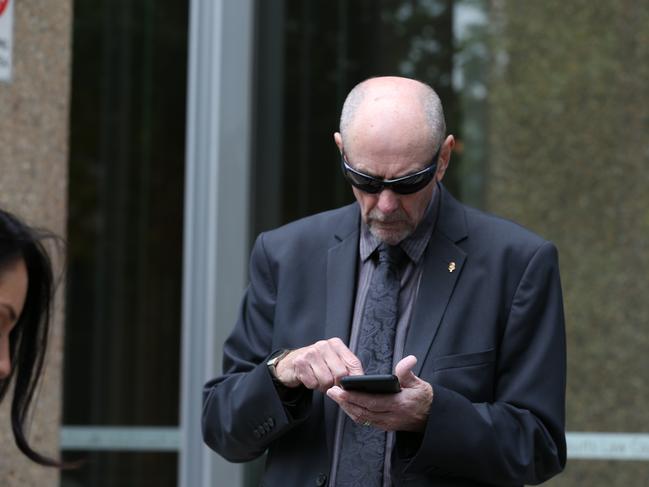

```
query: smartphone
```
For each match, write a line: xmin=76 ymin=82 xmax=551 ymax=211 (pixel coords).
xmin=339 ymin=374 xmax=401 ymax=394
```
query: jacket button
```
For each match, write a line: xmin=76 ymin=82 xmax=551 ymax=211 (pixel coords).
xmin=315 ymin=473 xmax=327 ymax=486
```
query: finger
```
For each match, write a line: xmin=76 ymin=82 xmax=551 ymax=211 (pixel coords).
xmin=292 ymin=350 xmax=324 ymax=390
xmin=310 ymin=362 xmax=336 ymax=392
xmin=340 ymin=401 xmax=369 ymax=423
xmin=323 ymin=354 xmax=350 ymax=385
xmin=326 ymin=385 xmax=345 ymax=403
xmin=326 ymin=387 xmax=382 ymax=411
xmin=340 ymin=401 xmax=388 ymax=430
xmin=327 ymin=388 xmax=396 ymax=431
xmin=344 ymin=391 xmax=393 ymax=413
xmin=328 ymin=337 xmax=364 ymax=375
xmin=306 ymin=347 xmax=336 ymax=390
xmin=327 ymin=388 xmax=373 ymax=423
xmin=319 ymin=341 xmax=353 ymax=383
xmin=327 ymin=383 xmax=395 ymax=413
xmin=294 ymin=362 xmax=319 ymax=390
xmin=395 ymin=355 xmax=419 ymax=388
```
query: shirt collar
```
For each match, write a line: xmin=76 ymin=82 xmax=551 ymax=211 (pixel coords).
xmin=359 ymin=183 xmax=440 ymax=264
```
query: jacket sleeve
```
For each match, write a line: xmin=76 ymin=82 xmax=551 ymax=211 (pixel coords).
xmin=202 ymin=233 xmax=312 ymax=463
xmin=396 ymin=241 xmax=567 ymax=485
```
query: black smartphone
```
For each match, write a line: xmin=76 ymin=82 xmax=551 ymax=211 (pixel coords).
xmin=339 ymin=374 xmax=401 ymax=394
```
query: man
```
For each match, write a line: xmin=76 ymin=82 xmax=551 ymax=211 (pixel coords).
xmin=202 ymin=77 xmax=566 ymax=486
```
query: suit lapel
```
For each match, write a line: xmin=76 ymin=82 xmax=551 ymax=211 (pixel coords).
xmin=323 ymin=205 xmax=359 ymax=453
xmin=404 ymin=185 xmax=468 ymax=376
xmin=324 ymin=234 xmax=359 ymax=344
xmin=404 ymin=233 xmax=466 ymax=375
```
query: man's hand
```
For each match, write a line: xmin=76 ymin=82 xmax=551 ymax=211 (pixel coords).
xmin=326 ymin=355 xmax=433 ymax=432
xmin=274 ymin=338 xmax=364 ymax=393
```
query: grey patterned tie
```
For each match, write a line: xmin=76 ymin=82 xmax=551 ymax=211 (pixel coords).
xmin=336 ymin=243 xmax=406 ymax=487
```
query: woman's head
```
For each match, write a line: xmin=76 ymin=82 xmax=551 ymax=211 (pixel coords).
xmin=0 ymin=257 xmax=29 ymax=379
xmin=0 ymin=208 xmax=60 ymax=466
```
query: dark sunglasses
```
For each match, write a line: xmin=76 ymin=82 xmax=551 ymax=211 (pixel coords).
xmin=340 ymin=147 xmax=440 ymax=195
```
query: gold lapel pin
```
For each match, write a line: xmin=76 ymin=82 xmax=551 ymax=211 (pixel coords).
xmin=448 ymin=261 xmax=456 ymax=273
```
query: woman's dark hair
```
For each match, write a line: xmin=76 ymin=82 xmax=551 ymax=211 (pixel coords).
xmin=0 ymin=208 xmax=63 ymax=467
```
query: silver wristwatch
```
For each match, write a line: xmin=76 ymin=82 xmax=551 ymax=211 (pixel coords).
xmin=266 ymin=349 xmax=292 ymax=380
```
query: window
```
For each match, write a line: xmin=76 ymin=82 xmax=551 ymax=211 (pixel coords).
xmin=63 ymin=1 xmax=188 ymax=485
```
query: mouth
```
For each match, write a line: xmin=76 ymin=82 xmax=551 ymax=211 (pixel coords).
xmin=369 ymin=212 xmax=404 ymax=224
xmin=371 ymin=217 xmax=404 ymax=226
xmin=375 ymin=221 xmax=401 ymax=227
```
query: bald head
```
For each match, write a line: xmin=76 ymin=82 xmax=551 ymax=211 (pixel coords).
xmin=339 ymin=77 xmax=446 ymax=157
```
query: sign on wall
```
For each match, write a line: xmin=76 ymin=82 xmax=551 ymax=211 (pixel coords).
xmin=0 ymin=0 xmax=14 ymax=82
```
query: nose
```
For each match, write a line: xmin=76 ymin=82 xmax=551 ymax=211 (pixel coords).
xmin=376 ymin=189 xmax=400 ymax=214
xmin=0 ymin=336 xmax=11 ymax=380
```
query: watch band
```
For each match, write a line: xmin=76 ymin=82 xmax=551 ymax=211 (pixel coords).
xmin=267 ymin=349 xmax=292 ymax=381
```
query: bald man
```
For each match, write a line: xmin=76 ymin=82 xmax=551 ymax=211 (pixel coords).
xmin=202 ymin=77 xmax=566 ymax=486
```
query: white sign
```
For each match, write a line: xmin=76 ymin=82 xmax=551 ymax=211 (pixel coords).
xmin=0 ymin=0 xmax=14 ymax=82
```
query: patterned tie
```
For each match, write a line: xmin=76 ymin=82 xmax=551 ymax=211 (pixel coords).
xmin=336 ymin=243 xmax=406 ymax=487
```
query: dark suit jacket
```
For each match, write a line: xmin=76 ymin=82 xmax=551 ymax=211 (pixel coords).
xmin=203 ymin=185 xmax=566 ymax=486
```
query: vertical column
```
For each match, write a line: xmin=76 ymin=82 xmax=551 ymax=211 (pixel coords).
xmin=179 ymin=1 xmax=254 ymax=487
xmin=0 ymin=1 xmax=73 ymax=486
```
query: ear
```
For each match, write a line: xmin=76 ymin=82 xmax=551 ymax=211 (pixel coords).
xmin=435 ymin=135 xmax=455 ymax=182
xmin=334 ymin=132 xmax=344 ymax=153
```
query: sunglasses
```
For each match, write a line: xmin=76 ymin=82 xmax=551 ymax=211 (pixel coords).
xmin=340 ymin=147 xmax=440 ymax=195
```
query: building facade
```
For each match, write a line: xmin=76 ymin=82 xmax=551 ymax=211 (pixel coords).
xmin=1 ymin=1 xmax=648 ymax=486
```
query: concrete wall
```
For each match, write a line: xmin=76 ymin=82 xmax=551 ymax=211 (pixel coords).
xmin=486 ymin=0 xmax=649 ymax=484
xmin=0 ymin=1 xmax=72 ymax=485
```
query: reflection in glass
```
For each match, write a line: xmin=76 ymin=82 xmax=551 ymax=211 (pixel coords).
xmin=64 ymin=0 xmax=187 ymax=485
xmin=253 ymin=0 xmax=489 ymax=239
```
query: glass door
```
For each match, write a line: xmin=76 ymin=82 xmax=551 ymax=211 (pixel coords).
xmin=62 ymin=1 xmax=188 ymax=485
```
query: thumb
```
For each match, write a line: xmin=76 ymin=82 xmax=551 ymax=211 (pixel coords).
xmin=395 ymin=355 xmax=419 ymax=388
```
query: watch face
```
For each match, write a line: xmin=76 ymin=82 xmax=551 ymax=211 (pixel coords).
xmin=269 ymin=350 xmax=289 ymax=365
xmin=267 ymin=350 xmax=290 ymax=379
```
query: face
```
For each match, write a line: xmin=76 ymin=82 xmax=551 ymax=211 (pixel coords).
xmin=0 ymin=258 xmax=28 ymax=380
xmin=352 ymin=169 xmax=435 ymax=245
xmin=335 ymin=132 xmax=454 ymax=245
